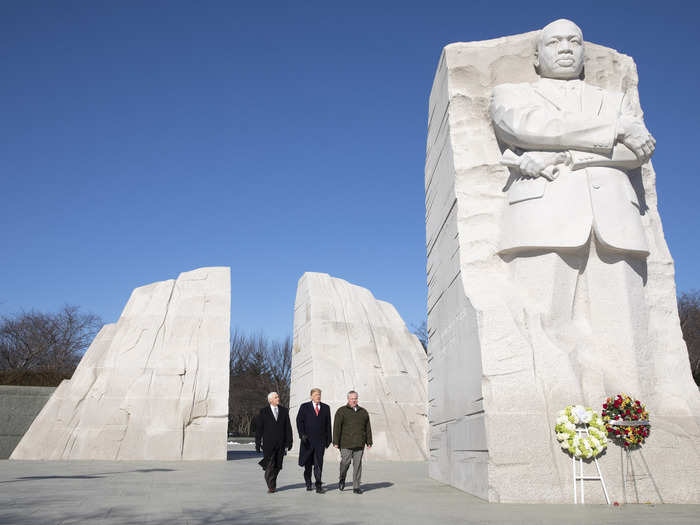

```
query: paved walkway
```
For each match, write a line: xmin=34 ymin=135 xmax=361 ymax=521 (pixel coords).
xmin=1 ymin=445 xmax=697 ymax=524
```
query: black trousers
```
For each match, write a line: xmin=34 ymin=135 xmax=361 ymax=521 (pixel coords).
xmin=303 ymin=447 xmax=324 ymax=485
xmin=264 ymin=461 xmax=281 ymax=489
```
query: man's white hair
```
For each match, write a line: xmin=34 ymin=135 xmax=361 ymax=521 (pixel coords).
xmin=267 ymin=392 xmax=278 ymax=402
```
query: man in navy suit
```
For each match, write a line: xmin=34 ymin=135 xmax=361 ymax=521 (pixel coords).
xmin=296 ymin=388 xmax=332 ymax=493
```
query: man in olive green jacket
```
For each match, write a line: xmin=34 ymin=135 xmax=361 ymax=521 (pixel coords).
xmin=332 ymin=390 xmax=372 ymax=494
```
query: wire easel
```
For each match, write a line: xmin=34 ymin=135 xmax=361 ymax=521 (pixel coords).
xmin=609 ymin=420 xmax=662 ymax=504
xmin=572 ymin=425 xmax=610 ymax=504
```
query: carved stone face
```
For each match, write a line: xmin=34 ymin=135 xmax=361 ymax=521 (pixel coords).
xmin=535 ymin=19 xmax=584 ymax=80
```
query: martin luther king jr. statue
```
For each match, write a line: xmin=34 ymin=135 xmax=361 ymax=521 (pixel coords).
xmin=425 ymin=17 xmax=700 ymax=503
xmin=490 ymin=18 xmax=656 ymax=397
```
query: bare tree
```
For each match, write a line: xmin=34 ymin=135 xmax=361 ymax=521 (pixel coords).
xmin=0 ymin=305 xmax=102 ymax=386
xmin=228 ymin=329 xmax=292 ymax=436
xmin=678 ymin=290 xmax=700 ymax=386
xmin=411 ymin=320 xmax=428 ymax=352
xmin=265 ymin=336 xmax=292 ymax=406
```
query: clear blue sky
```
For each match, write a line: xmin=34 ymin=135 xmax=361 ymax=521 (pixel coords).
xmin=2 ymin=1 xmax=698 ymax=341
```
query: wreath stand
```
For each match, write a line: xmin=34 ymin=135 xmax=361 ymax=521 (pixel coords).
xmin=610 ymin=420 xmax=662 ymax=503
xmin=572 ymin=425 xmax=610 ymax=504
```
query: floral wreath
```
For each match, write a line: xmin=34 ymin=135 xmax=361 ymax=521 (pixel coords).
xmin=602 ymin=394 xmax=650 ymax=448
xmin=555 ymin=405 xmax=607 ymax=459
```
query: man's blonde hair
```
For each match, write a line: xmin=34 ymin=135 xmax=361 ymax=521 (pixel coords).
xmin=310 ymin=388 xmax=322 ymax=396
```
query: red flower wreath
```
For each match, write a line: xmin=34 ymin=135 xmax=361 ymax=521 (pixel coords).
xmin=602 ymin=394 xmax=650 ymax=448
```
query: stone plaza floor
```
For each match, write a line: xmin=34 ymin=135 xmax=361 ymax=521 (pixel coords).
xmin=0 ymin=444 xmax=698 ymax=524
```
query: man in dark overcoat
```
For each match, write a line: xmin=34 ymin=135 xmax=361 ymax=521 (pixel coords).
xmin=255 ymin=391 xmax=293 ymax=493
xmin=296 ymin=387 xmax=332 ymax=493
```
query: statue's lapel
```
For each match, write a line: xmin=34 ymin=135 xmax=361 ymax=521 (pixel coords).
xmin=533 ymin=80 xmax=566 ymax=111
xmin=533 ymin=79 xmax=604 ymax=116
xmin=581 ymin=82 xmax=605 ymax=116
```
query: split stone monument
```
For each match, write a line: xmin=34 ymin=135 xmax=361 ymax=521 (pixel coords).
xmin=11 ymin=267 xmax=230 ymax=460
xmin=425 ymin=19 xmax=700 ymax=502
xmin=289 ymin=272 xmax=428 ymax=461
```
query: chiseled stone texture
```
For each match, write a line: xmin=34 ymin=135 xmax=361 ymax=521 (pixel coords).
xmin=11 ymin=267 xmax=230 ymax=460
xmin=289 ymin=272 xmax=428 ymax=461
xmin=426 ymin=33 xmax=700 ymax=502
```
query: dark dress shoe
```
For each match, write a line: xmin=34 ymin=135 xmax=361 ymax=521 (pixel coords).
xmin=306 ymin=484 xmax=313 ymax=491
xmin=338 ymin=480 xmax=345 ymax=491
xmin=353 ymin=488 xmax=363 ymax=494
xmin=315 ymin=483 xmax=325 ymax=494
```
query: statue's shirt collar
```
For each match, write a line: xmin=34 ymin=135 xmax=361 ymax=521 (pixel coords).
xmin=535 ymin=77 xmax=584 ymax=111
xmin=537 ymin=77 xmax=583 ymax=91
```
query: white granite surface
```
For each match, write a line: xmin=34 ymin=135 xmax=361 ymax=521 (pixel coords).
xmin=11 ymin=267 xmax=231 ymax=460
xmin=289 ymin=272 xmax=428 ymax=461
xmin=425 ymin=21 xmax=700 ymax=503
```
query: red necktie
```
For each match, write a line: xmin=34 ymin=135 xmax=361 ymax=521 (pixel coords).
xmin=314 ymin=404 xmax=319 ymax=416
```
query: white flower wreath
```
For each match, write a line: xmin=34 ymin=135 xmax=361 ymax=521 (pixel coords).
xmin=554 ymin=405 xmax=607 ymax=459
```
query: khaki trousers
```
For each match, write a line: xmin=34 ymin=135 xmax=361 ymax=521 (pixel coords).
xmin=339 ymin=448 xmax=364 ymax=489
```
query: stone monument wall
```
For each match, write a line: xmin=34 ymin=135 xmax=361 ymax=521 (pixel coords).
xmin=0 ymin=385 xmax=55 ymax=459
xmin=425 ymin=32 xmax=700 ymax=502
xmin=11 ymin=267 xmax=230 ymax=460
xmin=289 ymin=272 xmax=428 ymax=461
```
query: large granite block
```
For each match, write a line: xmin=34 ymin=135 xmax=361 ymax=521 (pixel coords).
xmin=289 ymin=272 xmax=428 ymax=461
xmin=425 ymin=23 xmax=700 ymax=502
xmin=10 ymin=267 xmax=230 ymax=460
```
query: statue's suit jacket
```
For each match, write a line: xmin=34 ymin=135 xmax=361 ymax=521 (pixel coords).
xmin=490 ymin=77 xmax=649 ymax=256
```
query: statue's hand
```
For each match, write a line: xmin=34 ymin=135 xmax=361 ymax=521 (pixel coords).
xmin=519 ymin=151 xmax=568 ymax=179
xmin=617 ymin=116 xmax=656 ymax=161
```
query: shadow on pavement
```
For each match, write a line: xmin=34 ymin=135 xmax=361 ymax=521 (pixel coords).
xmin=275 ymin=482 xmax=308 ymax=492
xmin=275 ymin=481 xmax=394 ymax=492
xmin=0 ymin=468 xmax=175 ymax=483
xmin=362 ymin=481 xmax=394 ymax=491
xmin=0 ymin=503 xmax=351 ymax=525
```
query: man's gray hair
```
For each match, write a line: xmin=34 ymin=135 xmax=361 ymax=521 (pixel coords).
xmin=347 ymin=390 xmax=358 ymax=397
xmin=267 ymin=392 xmax=278 ymax=402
